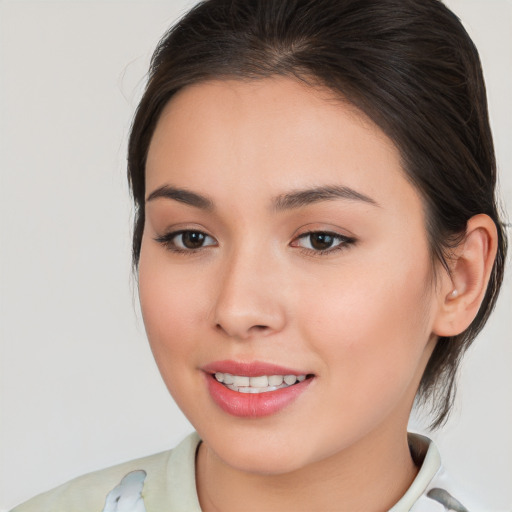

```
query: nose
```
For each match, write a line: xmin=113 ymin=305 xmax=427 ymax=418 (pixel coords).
xmin=212 ymin=246 xmax=287 ymax=340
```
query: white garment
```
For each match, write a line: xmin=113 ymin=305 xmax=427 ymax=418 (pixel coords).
xmin=11 ymin=432 xmax=478 ymax=512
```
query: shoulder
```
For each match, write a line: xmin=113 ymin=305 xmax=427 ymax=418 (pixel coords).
xmin=10 ymin=452 xmax=171 ymax=512
xmin=10 ymin=432 xmax=202 ymax=512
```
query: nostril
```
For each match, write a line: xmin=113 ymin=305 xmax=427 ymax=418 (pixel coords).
xmin=215 ymin=322 xmax=270 ymax=337
xmin=248 ymin=325 xmax=271 ymax=335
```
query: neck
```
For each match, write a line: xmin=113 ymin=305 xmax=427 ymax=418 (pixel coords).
xmin=196 ymin=424 xmax=419 ymax=512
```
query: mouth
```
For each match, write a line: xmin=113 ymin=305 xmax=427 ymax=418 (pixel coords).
xmin=201 ymin=361 xmax=315 ymax=417
xmin=212 ymin=372 xmax=310 ymax=393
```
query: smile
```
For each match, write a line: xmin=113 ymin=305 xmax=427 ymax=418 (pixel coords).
xmin=214 ymin=372 xmax=307 ymax=393
xmin=202 ymin=361 xmax=315 ymax=417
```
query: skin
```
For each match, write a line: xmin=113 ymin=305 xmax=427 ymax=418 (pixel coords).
xmin=138 ymin=77 xmax=495 ymax=511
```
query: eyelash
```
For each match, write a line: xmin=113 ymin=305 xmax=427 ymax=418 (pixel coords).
xmin=154 ymin=230 xmax=217 ymax=255
xmin=154 ymin=230 xmax=356 ymax=256
xmin=292 ymin=231 xmax=356 ymax=256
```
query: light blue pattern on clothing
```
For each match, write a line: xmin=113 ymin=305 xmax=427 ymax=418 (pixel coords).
xmin=102 ymin=470 xmax=147 ymax=512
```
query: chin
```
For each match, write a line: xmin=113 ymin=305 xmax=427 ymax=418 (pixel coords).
xmin=204 ymin=431 xmax=318 ymax=476
xmin=223 ymin=451 xmax=306 ymax=476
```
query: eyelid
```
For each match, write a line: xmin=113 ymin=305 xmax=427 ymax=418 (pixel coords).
xmin=154 ymin=228 xmax=218 ymax=253
xmin=153 ymin=225 xmax=356 ymax=256
xmin=290 ymin=229 xmax=356 ymax=255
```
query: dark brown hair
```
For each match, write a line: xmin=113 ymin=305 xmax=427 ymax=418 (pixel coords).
xmin=127 ymin=0 xmax=507 ymax=428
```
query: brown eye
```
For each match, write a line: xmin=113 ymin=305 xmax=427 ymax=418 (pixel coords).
xmin=309 ymin=233 xmax=335 ymax=250
xmin=155 ymin=230 xmax=217 ymax=252
xmin=292 ymin=231 xmax=355 ymax=254
xmin=180 ymin=231 xmax=207 ymax=249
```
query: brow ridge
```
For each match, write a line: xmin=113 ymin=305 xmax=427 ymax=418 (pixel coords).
xmin=146 ymin=185 xmax=214 ymax=210
xmin=146 ymin=184 xmax=378 ymax=212
xmin=272 ymin=185 xmax=379 ymax=210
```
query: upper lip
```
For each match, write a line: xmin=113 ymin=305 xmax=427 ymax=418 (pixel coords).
xmin=201 ymin=360 xmax=311 ymax=377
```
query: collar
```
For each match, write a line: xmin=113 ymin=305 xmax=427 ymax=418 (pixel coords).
xmin=389 ymin=433 xmax=442 ymax=512
xmin=165 ymin=432 xmax=441 ymax=512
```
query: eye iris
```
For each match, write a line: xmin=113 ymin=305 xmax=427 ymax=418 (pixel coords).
xmin=310 ymin=233 xmax=334 ymax=250
xmin=182 ymin=231 xmax=205 ymax=249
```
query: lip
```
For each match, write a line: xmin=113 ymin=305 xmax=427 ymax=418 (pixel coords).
xmin=201 ymin=360 xmax=309 ymax=377
xmin=201 ymin=360 xmax=314 ymax=418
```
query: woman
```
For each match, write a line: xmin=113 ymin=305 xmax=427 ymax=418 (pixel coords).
xmin=11 ymin=0 xmax=508 ymax=510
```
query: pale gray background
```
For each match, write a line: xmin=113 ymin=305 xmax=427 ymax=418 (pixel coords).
xmin=0 ymin=0 xmax=510 ymax=510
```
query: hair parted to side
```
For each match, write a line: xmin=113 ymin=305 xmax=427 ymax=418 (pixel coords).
xmin=127 ymin=0 xmax=507 ymax=428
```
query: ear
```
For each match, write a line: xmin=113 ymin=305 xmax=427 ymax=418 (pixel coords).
xmin=433 ymin=214 xmax=498 ymax=337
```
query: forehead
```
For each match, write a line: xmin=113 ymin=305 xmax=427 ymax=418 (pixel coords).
xmin=145 ymin=77 xmax=421 ymax=217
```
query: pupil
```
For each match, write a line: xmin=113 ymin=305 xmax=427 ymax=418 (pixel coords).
xmin=183 ymin=231 xmax=205 ymax=249
xmin=311 ymin=233 xmax=333 ymax=250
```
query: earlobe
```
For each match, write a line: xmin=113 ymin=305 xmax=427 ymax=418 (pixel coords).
xmin=433 ymin=214 xmax=498 ymax=337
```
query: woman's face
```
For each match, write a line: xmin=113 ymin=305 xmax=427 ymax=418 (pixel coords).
xmin=139 ymin=78 xmax=442 ymax=474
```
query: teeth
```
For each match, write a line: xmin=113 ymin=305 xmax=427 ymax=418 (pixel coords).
xmin=226 ymin=383 xmax=289 ymax=393
xmin=250 ymin=375 xmax=268 ymax=387
xmin=238 ymin=385 xmax=283 ymax=393
xmin=284 ymin=374 xmax=297 ymax=385
xmin=223 ymin=374 xmax=234 ymax=385
xmin=232 ymin=375 xmax=250 ymax=387
xmin=213 ymin=372 xmax=308 ymax=393
xmin=268 ymin=375 xmax=283 ymax=386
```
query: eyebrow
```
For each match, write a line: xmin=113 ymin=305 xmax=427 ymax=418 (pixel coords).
xmin=272 ymin=185 xmax=379 ymax=211
xmin=146 ymin=185 xmax=214 ymax=211
xmin=146 ymin=184 xmax=379 ymax=211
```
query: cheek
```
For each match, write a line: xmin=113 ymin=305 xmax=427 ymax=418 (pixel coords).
xmin=137 ymin=244 xmax=208 ymax=383
xmin=297 ymin=249 xmax=434 ymax=403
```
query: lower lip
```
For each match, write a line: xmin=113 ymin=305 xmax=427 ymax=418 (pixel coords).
xmin=205 ymin=374 xmax=313 ymax=417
